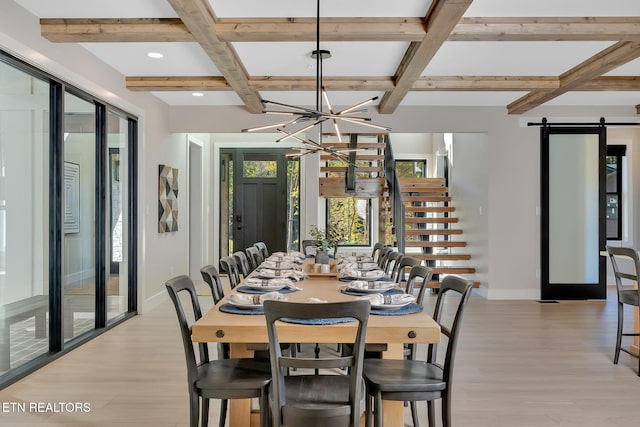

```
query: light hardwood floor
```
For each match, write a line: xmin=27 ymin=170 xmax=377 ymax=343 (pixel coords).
xmin=0 ymin=285 xmax=638 ymax=426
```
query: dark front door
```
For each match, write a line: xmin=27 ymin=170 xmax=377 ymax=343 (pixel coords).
xmin=233 ymin=150 xmax=288 ymax=253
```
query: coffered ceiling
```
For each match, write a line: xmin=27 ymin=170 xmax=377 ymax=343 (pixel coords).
xmin=13 ymin=0 xmax=640 ymax=114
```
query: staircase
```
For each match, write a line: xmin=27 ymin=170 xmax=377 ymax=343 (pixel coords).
xmin=316 ymin=133 xmax=477 ymax=288
xmin=395 ymin=178 xmax=477 ymax=288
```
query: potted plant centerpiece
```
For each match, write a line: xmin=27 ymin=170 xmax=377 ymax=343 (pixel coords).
xmin=308 ymin=225 xmax=343 ymax=264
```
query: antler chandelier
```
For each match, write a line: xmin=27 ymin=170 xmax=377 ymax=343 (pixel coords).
xmin=241 ymin=0 xmax=390 ymax=162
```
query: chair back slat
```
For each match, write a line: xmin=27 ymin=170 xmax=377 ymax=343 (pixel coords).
xmin=220 ymin=256 xmax=242 ymax=288
xmin=200 ymin=265 xmax=225 ymax=304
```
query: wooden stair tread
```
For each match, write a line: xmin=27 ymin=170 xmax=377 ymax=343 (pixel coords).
xmin=405 ymin=241 xmax=467 ymax=248
xmin=321 ymin=154 xmax=384 ymax=161
xmin=403 ymin=196 xmax=452 ymax=202
xmin=405 ymin=206 xmax=455 ymax=213
xmin=427 ymin=280 xmax=480 ymax=289
xmin=431 ymin=267 xmax=476 ymax=274
xmin=399 ymin=178 xmax=446 ymax=185
xmin=401 ymin=187 xmax=448 ymax=194
xmin=321 ymin=166 xmax=383 ymax=173
xmin=404 ymin=229 xmax=463 ymax=235
xmin=405 ymin=217 xmax=459 ymax=224
xmin=321 ymin=142 xmax=386 ymax=149
xmin=412 ymin=253 xmax=472 ymax=261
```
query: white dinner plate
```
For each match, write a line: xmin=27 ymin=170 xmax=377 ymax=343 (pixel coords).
xmin=371 ymin=301 xmax=411 ymax=310
xmin=243 ymin=280 xmax=287 ymax=291
xmin=347 ymin=282 xmax=397 ymax=293
xmin=227 ymin=301 xmax=263 ymax=310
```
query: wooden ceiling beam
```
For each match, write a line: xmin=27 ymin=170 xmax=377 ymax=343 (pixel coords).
xmin=216 ymin=17 xmax=425 ymax=42
xmin=41 ymin=17 xmax=640 ymax=43
xmin=451 ymin=17 xmax=640 ymax=42
xmin=127 ymin=75 xmax=578 ymax=92
xmin=166 ymin=0 xmax=263 ymax=113
xmin=508 ymin=42 xmax=640 ymax=114
xmin=40 ymin=18 xmax=194 ymax=42
xmin=377 ymin=0 xmax=474 ymax=114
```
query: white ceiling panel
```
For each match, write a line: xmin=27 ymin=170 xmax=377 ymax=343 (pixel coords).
xmin=402 ymin=91 xmax=529 ymax=106
xmin=235 ymin=41 xmax=409 ymax=76
xmin=423 ymin=41 xmax=615 ymax=76
xmin=80 ymin=42 xmax=222 ymax=76
xmin=545 ymin=91 xmax=640 ymax=106
xmin=465 ymin=0 xmax=640 ymax=17
xmin=14 ymin=0 xmax=178 ymax=18
xmin=152 ymin=91 xmax=244 ymax=106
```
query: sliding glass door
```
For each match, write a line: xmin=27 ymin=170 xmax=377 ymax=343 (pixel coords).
xmin=0 ymin=59 xmax=50 ymax=374
xmin=62 ymin=91 xmax=96 ymax=341
xmin=0 ymin=49 xmax=138 ymax=388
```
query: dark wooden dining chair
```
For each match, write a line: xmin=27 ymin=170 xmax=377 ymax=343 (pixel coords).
xmin=606 ymin=246 xmax=640 ymax=376
xmin=363 ymin=275 xmax=472 ymax=427
xmin=232 ymin=251 xmax=253 ymax=277
xmin=371 ymin=242 xmax=385 ymax=263
xmin=264 ymin=300 xmax=371 ymax=427
xmin=301 ymin=239 xmax=317 ymax=256
xmin=245 ymin=246 xmax=263 ymax=270
xmin=382 ymin=251 xmax=403 ymax=276
xmin=219 ymin=256 xmax=241 ymax=289
xmin=200 ymin=265 xmax=225 ymax=305
xmin=391 ymin=256 xmax=422 ymax=284
xmin=254 ymin=241 xmax=269 ymax=260
xmin=165 ymin=275 xmax=272 ymax=427
xmin=376 ymin=246 xmax=393 ymax=269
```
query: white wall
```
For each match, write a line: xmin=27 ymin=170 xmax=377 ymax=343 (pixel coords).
xmin=450 ymin=133 xmax=489 ymax=296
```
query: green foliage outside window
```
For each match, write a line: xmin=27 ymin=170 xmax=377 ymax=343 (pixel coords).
xmin=327 ymin=198 xmax=370 ymax=246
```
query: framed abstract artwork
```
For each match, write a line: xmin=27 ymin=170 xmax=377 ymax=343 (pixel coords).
xmin=63 ymin=161 xmax=80 ymax=234
xmin=158 ymin=164 xmax=179 ymax=233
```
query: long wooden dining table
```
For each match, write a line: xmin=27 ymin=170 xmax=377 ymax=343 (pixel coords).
xmin=191 ymin=265 xmax=441 ymax=427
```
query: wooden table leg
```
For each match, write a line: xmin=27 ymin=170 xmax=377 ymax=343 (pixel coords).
xmin=229 ymin=344 xmax=256 ymax=427
xmin=380 ymin=343 xmax=405 ymax=427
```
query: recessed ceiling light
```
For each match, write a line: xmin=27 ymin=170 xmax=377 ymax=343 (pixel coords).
xmin=192 ymin=92 xmax=204 ymax=97
xmin=147 ymin=52 xmax=163 ymax=59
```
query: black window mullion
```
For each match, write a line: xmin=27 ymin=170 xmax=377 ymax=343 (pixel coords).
xmin=128 ymin=118 xmax=138 ymax=313
xmin=48 ymin=80 xmax=64 ymax=353
xmin=95 ymin=103 xmax=107 ymax=328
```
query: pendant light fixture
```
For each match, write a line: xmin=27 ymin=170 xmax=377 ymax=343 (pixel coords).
xmin=241 ymin=0 xmax=390 ymax=162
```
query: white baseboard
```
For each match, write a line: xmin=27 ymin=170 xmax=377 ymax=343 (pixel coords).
xmin=140 ymin=289 xmax=168 ymax=314
xmin=485 ymin=289 xmax=540 ymax=300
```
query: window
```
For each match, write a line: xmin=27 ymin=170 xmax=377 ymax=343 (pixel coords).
xmin=606 ymin=145 xmax=626 ymax=240
xmin=327 ymin=198 xmax=370 ymax=246
xmin=395 ymin=159 xmax=426 ymax=178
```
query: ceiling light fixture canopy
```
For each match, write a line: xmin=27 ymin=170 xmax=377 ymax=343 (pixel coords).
xmin=241 ymin=0 xmax=390 ymax=162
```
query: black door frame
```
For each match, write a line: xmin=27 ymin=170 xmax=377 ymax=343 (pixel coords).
xmin=221 ymin=148 xmax=292 ymax=254
xmin=540 ymin=122 xmax=606 ymax=300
